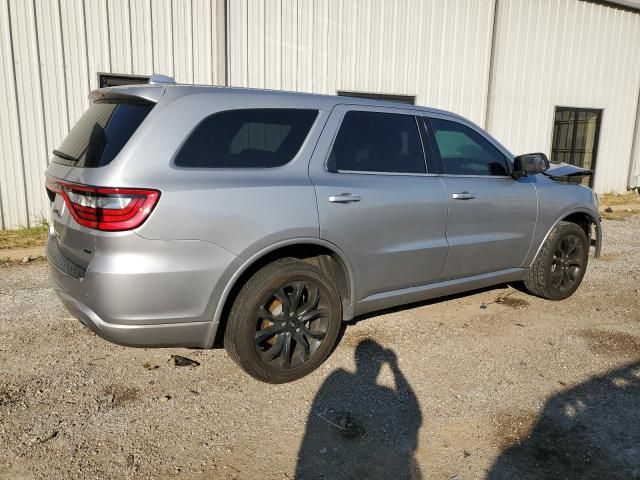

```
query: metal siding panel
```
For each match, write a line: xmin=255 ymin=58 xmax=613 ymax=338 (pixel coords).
xmin=488 ymin=0 xmax=640 ymax=193
xmin=9 ymin=0 xmax=48 ymax=225
xmin=263 ymin=0 xmax=281 ymax=90
xmin=107 ymin=0 xmax=132 ymax=73
xmin=213 ymin=0 xmax=226 ymax=85
xmin=281 ymin=0 xmax=297 ymax=91
xmin=228 ymin=0 xmax=247 ymax=86
xmin=131 ymin=0 xmax=153 ymax=74
xmin=227 ymin=0 xmax=494 ymax=124
xmin=0 ymin=0 xmax=28 ymax=228
xmin=34 ymin=0 xmax=69 ymax=158
xmin=192 ymin=0 xmax=212 ymax=84
xmin=60 ymin=0 xmax=90 ymax=125
xmin=172 ymin=0 xmax=193 ymax=83
xmin=84 ymin=0 xmax=111 ymax=88
xmin=296 ymin=0 xmax=312 ymax=92
xmin=150 ymin=0 xmax=174 ymax=75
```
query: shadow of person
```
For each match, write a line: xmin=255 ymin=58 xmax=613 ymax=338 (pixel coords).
xmin=487 ymin=361 xmax=640 ymax=480
xmin=295 ymin=339 xmax=422 ymax=479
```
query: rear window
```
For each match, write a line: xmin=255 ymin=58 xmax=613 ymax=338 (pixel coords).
xmin=53 ymin=101 xmax=153 ymax=168
xmin=174 ymin=109 xmax=318 ymax=168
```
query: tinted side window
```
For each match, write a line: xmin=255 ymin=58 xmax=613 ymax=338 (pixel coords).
xmin=175 ymin=109 xmax=318 ymax=168
xmin=430 ymin=119 xmax=509 ymax=176
xmin=53 ymin=101 xmax=154 ymax=168
xmin=328 ymin=111 xmax=426 ymax=174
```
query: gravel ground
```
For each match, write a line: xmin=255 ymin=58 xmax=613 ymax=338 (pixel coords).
xmin=1 ymin=217 xmax=639 ymax=480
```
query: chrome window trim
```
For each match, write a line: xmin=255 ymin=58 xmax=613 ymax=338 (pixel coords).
xmin=437 ymin=173 xmax=513 ymax=179
xmin=333 ymin=169 xmax=438 ymax=177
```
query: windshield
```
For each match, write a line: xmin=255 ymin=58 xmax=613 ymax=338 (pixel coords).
xmin=52 ymin=101 xmax=154 ymax=168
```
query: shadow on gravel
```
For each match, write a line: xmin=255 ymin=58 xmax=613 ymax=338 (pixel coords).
xmin=487 ymin=360 xmax=640 ymax=480
xmin=347 ymin=284 xmax=512 ymax=326
xmin=295 ymin=340 xmax=422 ymax=479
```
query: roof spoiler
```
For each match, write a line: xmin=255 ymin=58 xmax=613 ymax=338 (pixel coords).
xmin=89 ymin=85 xmax=166 ymax=104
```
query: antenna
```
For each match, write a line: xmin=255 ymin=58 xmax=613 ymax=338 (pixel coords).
xmin=149 ymin=74 xmax=176 ymax=85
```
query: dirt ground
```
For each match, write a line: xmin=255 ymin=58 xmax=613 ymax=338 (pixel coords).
xmin=1 ymin=216 xmax=639 ymax=480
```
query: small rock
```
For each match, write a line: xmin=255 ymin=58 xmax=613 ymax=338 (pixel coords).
xmin=21 ymin=257 xmax=29 ymax=263
xmin=464 ymin=450 xmax=471 ymax=458
xmin=171 ymin=355 xmax=200 ymax=367
xmin=604 ymin=207 xmax=613 ymax=213
xmin=160 ymin=395 xmax=171 ymax=402
xmin=319 ymin=447 xmax=328 ymax=454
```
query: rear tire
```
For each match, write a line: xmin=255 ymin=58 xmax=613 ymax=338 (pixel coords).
xmin=224 ymin=258 xmax=342 ymax=383
xmin=523 ymin=221 xmax=589 ymax=300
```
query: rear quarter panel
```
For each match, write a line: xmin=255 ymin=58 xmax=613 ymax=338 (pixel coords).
xmin=115 ymin=91 xmax=331 ymax=259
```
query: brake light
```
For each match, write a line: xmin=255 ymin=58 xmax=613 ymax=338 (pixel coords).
xmin=46 ymin=178 xmax=160 ymax=231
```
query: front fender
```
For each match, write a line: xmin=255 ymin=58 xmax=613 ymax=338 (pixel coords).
xmin=528 ymin=207 xmax=602 ymax=267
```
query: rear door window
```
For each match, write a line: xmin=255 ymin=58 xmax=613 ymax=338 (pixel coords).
xmin=53 ymin=101 xmax=153 ymax=167
xmin=429 ymin=118 xmax=509 ymax=176
xmin=327 ymin=111 xmax=426 ymax=174
xmin=174 ymin=109 xmax=318 ymax=168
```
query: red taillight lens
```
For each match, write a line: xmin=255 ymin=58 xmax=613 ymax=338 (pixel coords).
xmin=46 ymin=178 xmax=160 ymax=231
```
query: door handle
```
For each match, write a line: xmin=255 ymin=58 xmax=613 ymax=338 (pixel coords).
xmin=451 ymin=191 xmax=476 ymax=200
xmin=328 ymin=193 xmax=361 ymax=203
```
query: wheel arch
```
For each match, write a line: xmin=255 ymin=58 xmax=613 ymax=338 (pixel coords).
xmin=208 ymin=238 xmax=356 ymax=348
xmin=529 ymin=208 xmax=602 ymax=267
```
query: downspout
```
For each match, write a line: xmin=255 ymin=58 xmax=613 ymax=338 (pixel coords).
xmin=214 ymin=0 xmax=228 ymax=86
xmin=627 ymin=87 xmax=640 ymax=190
xmin=484 ymin=0 xmax=500 ymax=131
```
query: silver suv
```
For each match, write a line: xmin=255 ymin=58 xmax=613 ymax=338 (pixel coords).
xmin=45 ymin=78 xmax=602 ymax=383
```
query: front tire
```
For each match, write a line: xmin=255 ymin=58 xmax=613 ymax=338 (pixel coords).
xmin=224 ymin=258 xmax=342 ymax=383
xmin=524 ymin=221 xmax=589 ymax=300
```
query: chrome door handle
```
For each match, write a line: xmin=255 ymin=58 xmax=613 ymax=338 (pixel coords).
xmin=328 ymin=193 xmax=361 ymax=203
xmin=452 ymin=191 xmax=476 ymax=200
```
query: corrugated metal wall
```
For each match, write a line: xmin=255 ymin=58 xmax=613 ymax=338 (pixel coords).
xmin=0 ymin=0 xmax=225 ymax=229
xmin=488 ymin=0 xmax=640 ymax=193
xmin=227 ymin=0 xmax=496 ymax=127
xmin=2 ymin=0 xmax=640 ymax=229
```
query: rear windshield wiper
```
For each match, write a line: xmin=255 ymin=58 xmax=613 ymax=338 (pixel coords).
xmin=52 ymin=149 xmax=79 ymax=162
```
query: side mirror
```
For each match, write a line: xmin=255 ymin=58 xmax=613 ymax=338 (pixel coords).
xmin=512 ymin=153 xmax=550 ymax=179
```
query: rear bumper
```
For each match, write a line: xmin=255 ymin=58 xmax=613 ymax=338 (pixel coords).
xmin=47 ymin=232 xmax=237 ymax=348
xmin=52 ymin=281 xmax=212 ymax=348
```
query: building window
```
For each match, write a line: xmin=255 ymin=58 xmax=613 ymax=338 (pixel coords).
xmin=550 ymin=107 xmax=602 ymax=186
xmin=98 ymin=73 xmax=150 ymax=88
xmin=337 ymin=91 xmax=415 ymax=104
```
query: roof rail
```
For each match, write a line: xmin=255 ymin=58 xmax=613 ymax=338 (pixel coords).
xmin=149 ymin=74 xmax=176 ymax=85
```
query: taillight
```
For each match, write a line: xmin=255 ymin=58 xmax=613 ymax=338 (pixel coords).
xmin=46 ymin=178 xmax=160 ymax=232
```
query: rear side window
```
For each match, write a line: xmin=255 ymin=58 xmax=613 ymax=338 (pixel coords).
xmin=174 ymin=109 xmax=318 ymax=168
xmin=429 ymin=118 xmax=509 ymax=176
xmin=328 ymin=111 xmax=426 ymax=174
xmin=53 ymin=101 xmax=153 ymax=167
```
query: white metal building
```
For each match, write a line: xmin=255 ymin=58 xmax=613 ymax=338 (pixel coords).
xmin=1 ymin=0 xmax=639 ymax=229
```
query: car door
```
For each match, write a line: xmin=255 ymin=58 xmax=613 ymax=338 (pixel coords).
xmin=308 ymin=105 xmax=449 ymax=302
xmin=422 ymin=115 xmax=538 ymax=280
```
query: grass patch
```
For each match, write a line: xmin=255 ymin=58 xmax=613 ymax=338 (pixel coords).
xmin=601 ymin=209 xmax=640 ymax=221
xmin=600 ymin=192 xmax=640 ymax=207
xmin=0 ymin=223 xmax=48 ymax=250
